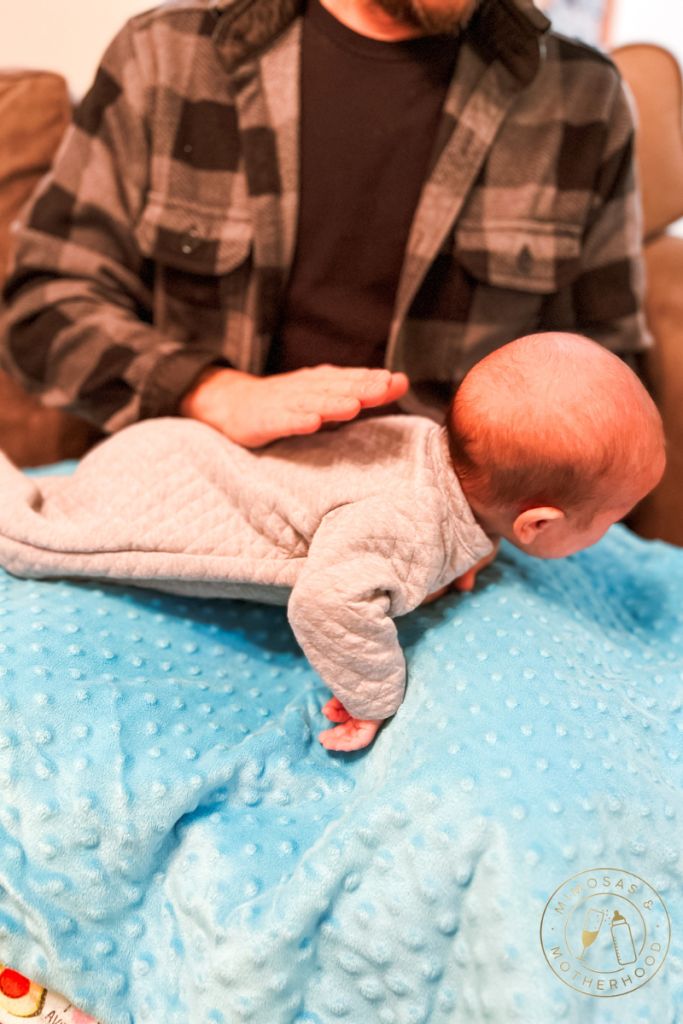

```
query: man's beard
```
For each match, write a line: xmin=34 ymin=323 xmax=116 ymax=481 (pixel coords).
xmin=370 ymin=0 xmax=480 ymax=35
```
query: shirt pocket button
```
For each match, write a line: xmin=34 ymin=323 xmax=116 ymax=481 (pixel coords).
xmin=180 ymin=227 xmax=202 ymax=255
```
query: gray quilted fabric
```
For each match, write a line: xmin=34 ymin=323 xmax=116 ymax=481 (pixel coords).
xmin=0 ymin=416 xmax=491 ymax=719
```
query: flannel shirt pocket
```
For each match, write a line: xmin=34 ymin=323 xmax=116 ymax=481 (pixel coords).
xmin=134 ymin=194 xmax=253 ymax=277
xmin=455 ymin=218 xmax=582 ymax=294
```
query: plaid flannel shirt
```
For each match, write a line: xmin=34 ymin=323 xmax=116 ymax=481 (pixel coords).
xmin=0 ymin=0 xmax=648 ymax=431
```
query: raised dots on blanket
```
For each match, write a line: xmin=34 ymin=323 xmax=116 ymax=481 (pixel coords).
xmin=0 ymin=470 xmax=680 ymax=1023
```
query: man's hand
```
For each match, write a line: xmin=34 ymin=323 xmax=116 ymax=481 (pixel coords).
xmin=180 ymin=365 xmax=409 ymax=448
xmin=421 ymin=539 xmax=500 ymax=604
xmin=318 ymin=697 xmax=382 ymax=751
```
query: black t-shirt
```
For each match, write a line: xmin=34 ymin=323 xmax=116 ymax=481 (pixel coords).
xmin=267 ymin=0 xmax=459 ymax=374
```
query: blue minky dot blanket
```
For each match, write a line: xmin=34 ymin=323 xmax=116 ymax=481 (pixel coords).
xmin=0 ymin=465 xmax=680 ymax=1022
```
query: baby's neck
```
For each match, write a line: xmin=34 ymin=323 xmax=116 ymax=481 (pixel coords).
xmin=461 ymin=491 xmax=507 ymax=545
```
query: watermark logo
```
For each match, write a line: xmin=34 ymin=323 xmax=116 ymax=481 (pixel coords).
xmin=540 ymin=868 xmax=670 ymax=996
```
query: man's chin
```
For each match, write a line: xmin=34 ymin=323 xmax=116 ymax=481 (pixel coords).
xmin=370 ymin=0 xmax=479 ymax=35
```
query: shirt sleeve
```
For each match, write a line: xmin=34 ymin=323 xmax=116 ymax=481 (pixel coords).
xmin=286 ymin=494 xmax=447 ymax=721
xmin=0 ymin=21 xmax=221 ymax=432
xmin=540 ymin=73 xmax=650 ymax=356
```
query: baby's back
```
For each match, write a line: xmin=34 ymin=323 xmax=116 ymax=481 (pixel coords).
xmin=16 ymin=415 xmax=446 ymax=566
xmin=249 ymin=415 xmax=442 ymax=530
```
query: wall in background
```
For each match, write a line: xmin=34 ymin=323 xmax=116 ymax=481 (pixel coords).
xmin=546 ymin=0 xmax=683 ymax=236
xmin=610 ymin=0 xmax=683 ymax=71
xmin=0 ymin=0 xmax=682 ymax=97
xmin=1 ymin=0 xmax=152 ymax=99
xmin=540 ymin=0 xmax=608 ymax=49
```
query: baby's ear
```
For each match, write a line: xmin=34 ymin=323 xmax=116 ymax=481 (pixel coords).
xmin=512 ymin=507 xmax=565 ymax=546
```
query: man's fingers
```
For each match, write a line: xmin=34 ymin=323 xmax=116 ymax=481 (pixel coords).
xmin=358 ymin=371 xmax=409 ymax=407
xmin=305 ymin=366 xmax=391 ymax=386
xmin=357 ymin=369 xmax=393 ymax=396
xmin=305 ymin=395 xmax=362 ymax=421
xmin=275 ymin=411 xmax=323 ymax=436
xmin=298 ymin=367 xmax=407 ymax=402
xmin=183 ymin=364 xmax=411 ymax=448
xmin=269 ymin=367 xmax=409 ymax=424
xmin=388 ymin=371 xmax=410 ymax=400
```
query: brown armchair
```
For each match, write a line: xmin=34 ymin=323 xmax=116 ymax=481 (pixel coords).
xmin=0 ymin=70 xmax=100 ymax=467
xmin=612 ymin=44 xmax=683 ymax=546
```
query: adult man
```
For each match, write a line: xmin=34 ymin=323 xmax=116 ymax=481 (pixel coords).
xmin=0 ymin=0 xmax=647 ymax=446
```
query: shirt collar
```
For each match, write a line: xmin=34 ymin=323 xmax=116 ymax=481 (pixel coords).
xmin=467 ymin=0 xmax=551 ymax=86
xmin=210 ymin=0 xmax=550 ymax=81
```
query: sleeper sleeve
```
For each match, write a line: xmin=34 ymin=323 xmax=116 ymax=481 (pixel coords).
xmin=286 ymin=494 xmax=447 ymax=721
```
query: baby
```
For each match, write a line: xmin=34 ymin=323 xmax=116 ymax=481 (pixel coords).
xmin=0 ymin=333 xmax=664 ymax=752
xmin=322 ymin=331 xmax=664 ymax=748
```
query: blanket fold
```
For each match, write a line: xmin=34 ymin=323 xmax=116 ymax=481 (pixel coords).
xmin=0 ymin=523 xmax=680 ymax=1024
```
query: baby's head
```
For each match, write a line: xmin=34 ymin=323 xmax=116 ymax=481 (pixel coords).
xmin=446 ymin=333 xmax=665 ymax=558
